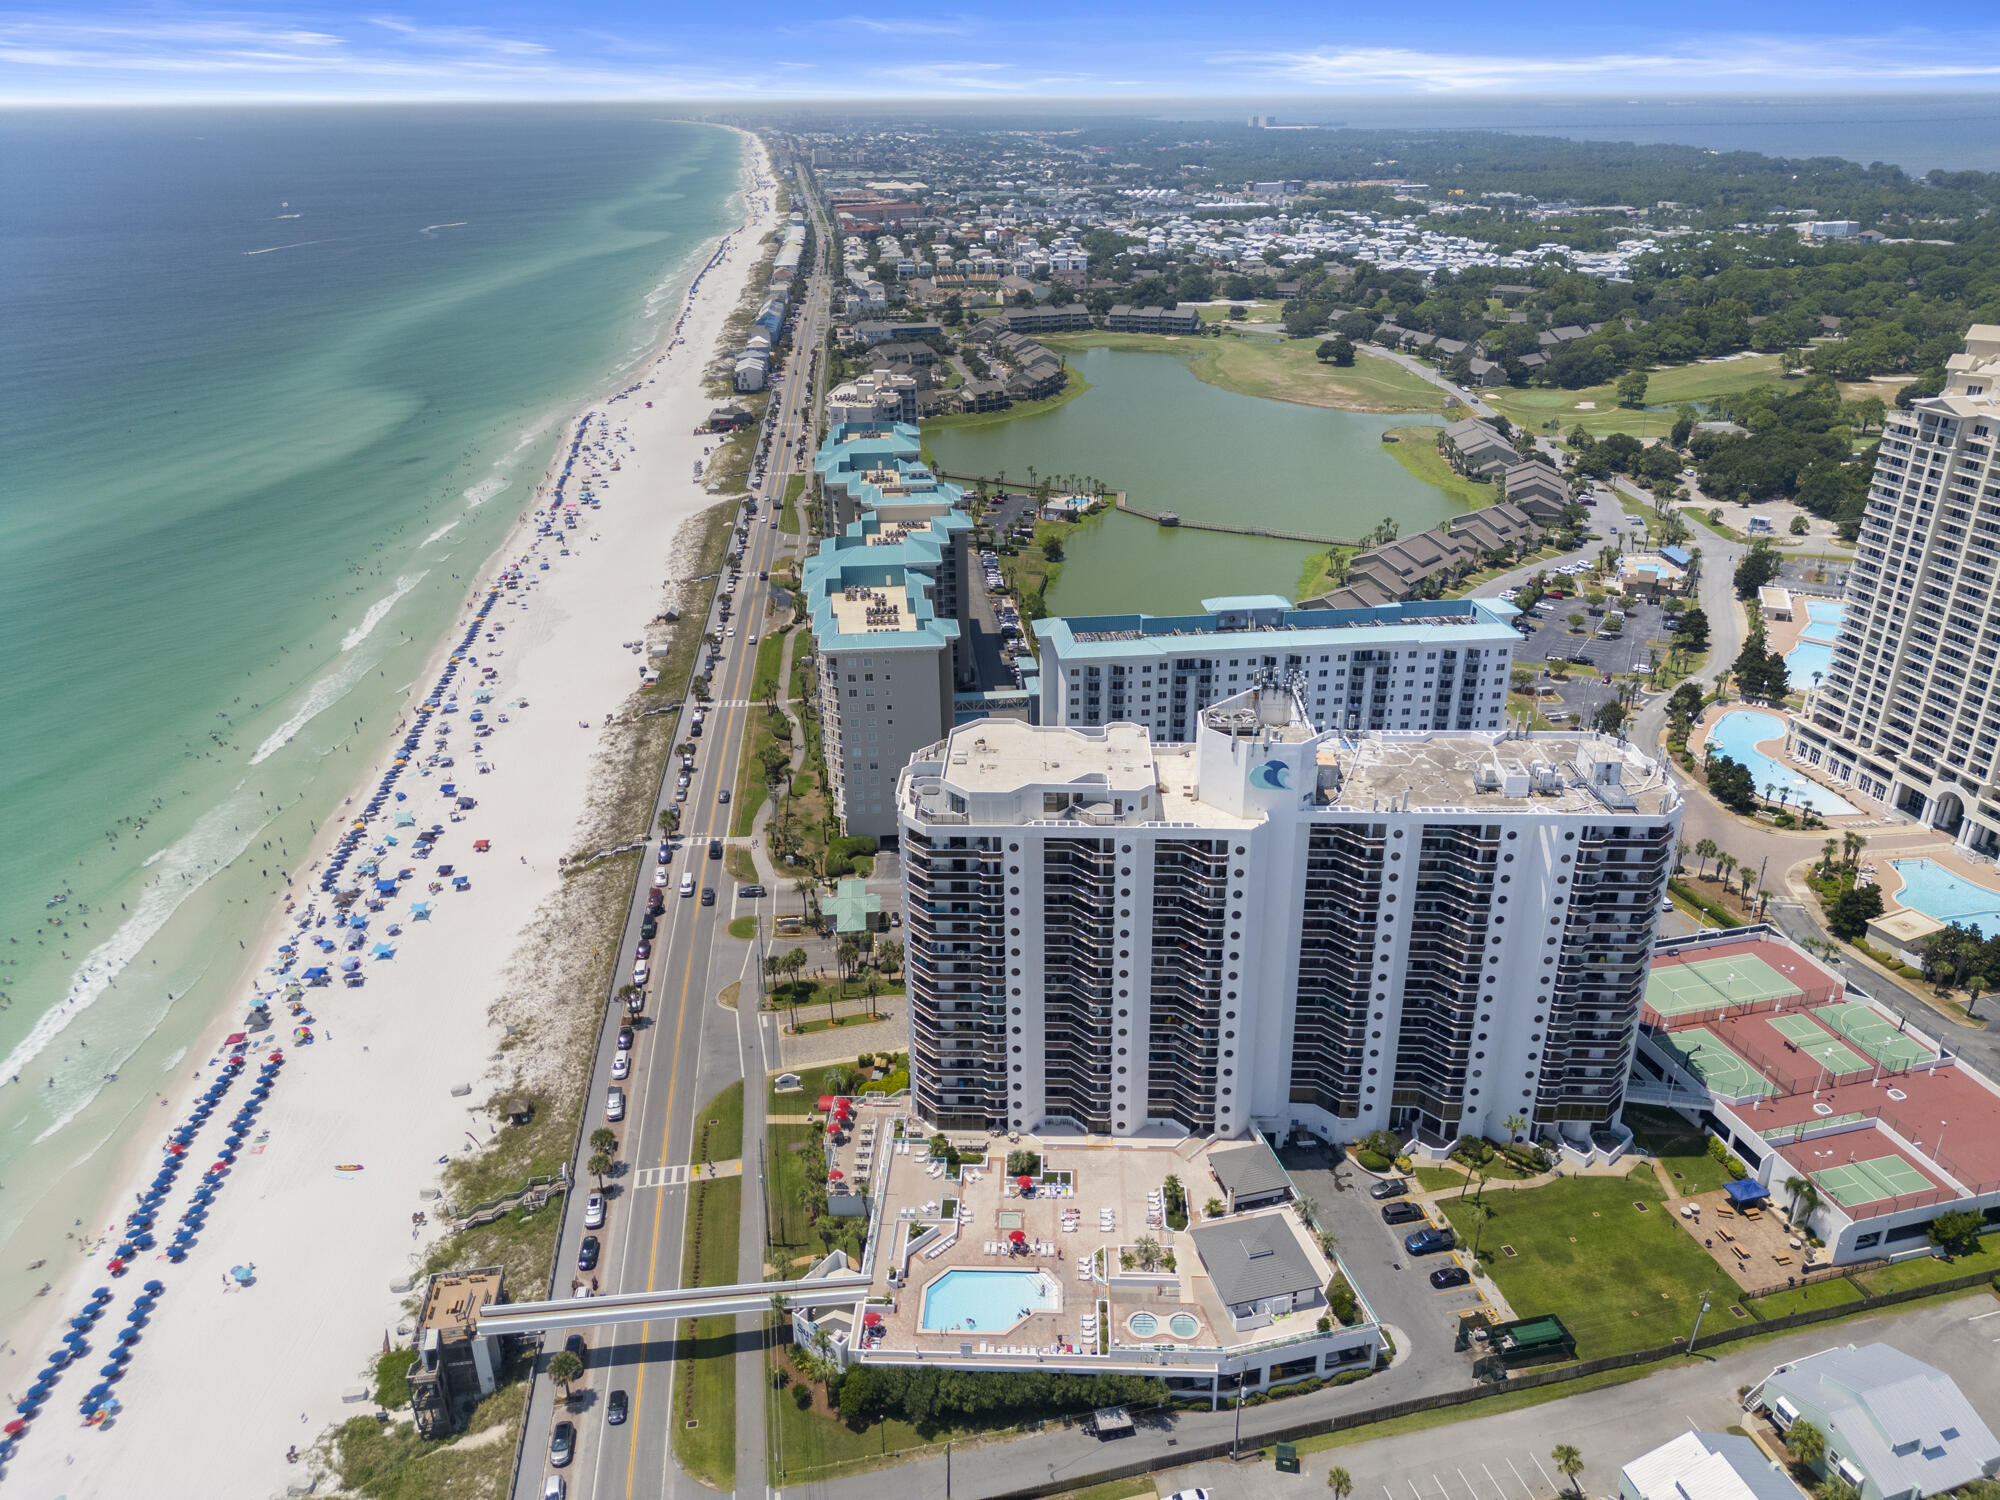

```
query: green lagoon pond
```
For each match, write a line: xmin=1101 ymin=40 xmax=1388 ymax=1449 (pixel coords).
xmin=926 ymin=343 xmax=1459 ymax=614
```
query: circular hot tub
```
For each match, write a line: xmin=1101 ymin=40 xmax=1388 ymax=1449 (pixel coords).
xmin=1127 ymin=1311 xmax=1158 ymax=1337
xmin=1168 ymin=1313 xmax=1199 ymax=1338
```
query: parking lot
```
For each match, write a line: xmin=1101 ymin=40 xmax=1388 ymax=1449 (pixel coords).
xmin=1279 ymin=1145 xmax=1497 ymax=1377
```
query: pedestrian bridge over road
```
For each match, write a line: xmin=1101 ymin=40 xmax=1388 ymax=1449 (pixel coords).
xmin=472 ymin=1271 xmax=871 ymax=1338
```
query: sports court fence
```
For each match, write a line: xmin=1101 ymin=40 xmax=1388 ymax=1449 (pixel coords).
xmin=1712 ymin=1012 xmax=1924 ymax=1099
xmin=1642 ymin=987 xmax=1842 ymax=1035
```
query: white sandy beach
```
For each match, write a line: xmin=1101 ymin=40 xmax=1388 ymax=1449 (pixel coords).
xmin=0 ymin=132 xmax=778 ymax=1499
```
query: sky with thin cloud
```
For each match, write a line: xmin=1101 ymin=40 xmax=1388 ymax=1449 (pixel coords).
xmin=2 ymin=4 xmax=1998 ymax=101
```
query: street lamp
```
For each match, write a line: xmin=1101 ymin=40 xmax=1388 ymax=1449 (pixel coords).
xmin=1687 ymin=1288 xmax=1714 ymax=1354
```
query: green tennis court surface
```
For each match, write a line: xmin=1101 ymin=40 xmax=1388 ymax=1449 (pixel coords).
xmin=1812 ymin=1154 xmax=1934 ymax=1208
xmin=1645 ymin=953 xmax=1799 ymax=1017
xmin=1814 ymin=1002 xmax=1938 ymax=1070
xmin=1653 ymin=1028 xmax=1772 ymax=1097
xmin=1765 ymin=1014 xmax=1871 ymax=1075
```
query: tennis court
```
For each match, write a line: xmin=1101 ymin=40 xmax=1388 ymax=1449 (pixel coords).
xmin=1645 ymin=952 xmax=1800 ymax=1018
xmin=1653 ymin=1028 xmax=1772 ymax=1098
xmin=1765 ymin=1014 xmax=1872 ymax=1076
xmin=1814 ymin=1001 xmax=1939 ymax=1071
xmin=1811 ymin=1154 xmax=1935 ymax=1209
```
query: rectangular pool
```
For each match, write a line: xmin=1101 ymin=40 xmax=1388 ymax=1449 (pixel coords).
xmin=918 ymin=1268 xmax=1058 ymax=1333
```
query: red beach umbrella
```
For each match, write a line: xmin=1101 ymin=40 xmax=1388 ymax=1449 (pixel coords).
xmin=1008 ymin=1229 xmax=1026 ymax=1244
xmin=1017 ymin=1175 xmax=1033 ymax=1192
xmin=863 ymin=1312 xmax=883 ymax=1326
xmin=828 ymin=1169 xmax=843 ymax=1181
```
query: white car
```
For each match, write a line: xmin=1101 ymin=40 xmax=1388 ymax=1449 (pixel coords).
xmin=1163 ymin=1491 xmax=1210 ymax=1500
xmin=612 ymin=1050 xmax=630 ymax=1080
xmin=604 ymin=1087 xmax=625 ymax=1122
xmin=584 ymin=1192 xmax=606 ymax=1229
xmin=652 ymin=867 xmax=669 ymax=887
xmin=680 ymin=872 xmax=695 ymax=897
xmin=545 ymin=1476 xmax=567 ymax=1500
xmin=725 ymin=626 xmax=736 ymax=638
xmin=631 ymin=961 xmax=648 ymax=985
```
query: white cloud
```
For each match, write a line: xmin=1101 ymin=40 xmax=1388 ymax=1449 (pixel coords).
xmin=1215 ymin=35 xmax=2000 ymax=92
xmin=838 ymin=15 xmax=975 ymax=38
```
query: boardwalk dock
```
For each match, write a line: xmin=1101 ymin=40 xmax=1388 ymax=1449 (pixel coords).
xmin=931 ymin=470 xmax=1356 ymax=549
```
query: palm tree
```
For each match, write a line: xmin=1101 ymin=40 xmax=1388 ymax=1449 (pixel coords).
xmin=1328 ymin=1467 xmax=1354 ymax=1500
xmin=1718 ymin=853 xmax=1739 ymax=888
xmin=1786 ymin=1420 xmax=1827 ymax=1470
xmin=588 ymin=1151 xmax=613 ymax=1188
xmin=1820 ymin=839 xmax=1839 ymax=878
xmin=547 ymin=1348 xmax=584 ymax=1394
xmin=1503 ymin=1113 xmax=1529 ymax=1144
xmin=1552 ymin=1444 xmax=1586 ymax=1495
xmin=1784 ymin=1174 xmax=1822 ymax=1226
xmin=1695 ymin=838 xmax=1719 ymax=878
xmin=591 ymin=1127 xmax=618 ymax=1157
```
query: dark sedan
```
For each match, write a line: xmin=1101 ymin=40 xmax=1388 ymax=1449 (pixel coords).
xmin=577 ymin=1235 xmax=600 ymax=1272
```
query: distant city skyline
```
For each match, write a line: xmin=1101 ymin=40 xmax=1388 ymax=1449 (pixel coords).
xmin=4 ymin=6 xmax=2000 ymax=102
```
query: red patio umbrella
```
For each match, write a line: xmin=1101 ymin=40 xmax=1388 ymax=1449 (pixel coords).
xmin=1008 ymin=1229 xmax=1026 ymax=1244
xmin=816 ymin=1095 xmax=835 ymax=1112
xmin=828 ymin=1169 xmax=843 ymax=1181
xmin=1017 ymin=1175 xmax=1033 ymax=1192
xmin=863 ymin=1312 xmax=883 ymax=1326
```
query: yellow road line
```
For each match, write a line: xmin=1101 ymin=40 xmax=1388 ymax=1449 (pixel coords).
xmin=623 ymin=419 xmax=801 ymax=1495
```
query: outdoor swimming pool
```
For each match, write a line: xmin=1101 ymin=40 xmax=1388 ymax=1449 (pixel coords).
xmin=919 ymin=1268 xmax=1058 ymax=1333
xmin=1785 ymin=599 xmax=1845 ymax=690
xmin=1705 ymin=710 xmax=1859 ymax=816
xmin=1889 ymin=858 xmax=2000 ymax=939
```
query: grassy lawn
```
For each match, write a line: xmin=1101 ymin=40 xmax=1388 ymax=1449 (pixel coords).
xmin=751 ymin=628 xmax=789 ymax=704
xmin=1485 ymin=355 xmax=1788 ymax=439
xmin=671 ymin=1176 xmax=743 ymax=1491
xmin=765 ymin=1121 xmax=821 ymax=1274
xmin=730 ymin=705 xmax=788 ymax=837
xmin=1851 ymin=1235 xmax=2000 ymax=1295
xmin=727 ymin=915 xmax=758 ymax=941
xmin=1381 ymin=424 xmax=1492 ymax=508
xmin=1437 ymin=1164 xmax=1718 ymax=1358
xmin=1625 ymin=1107 xmax=1736 ymax=1196
xmin=921 ymin=365 xmax=1092 ymax=435
xmin=1415 ymin=1166 xmax=1469 ymax=1193
xmin=1039 ymin=330 xmax=1442 ymax=414
xmin=770 ymin=1373 xmax=951 ymax=1487
xmin=724 ymin=844 xmax=758 ymax=884
xmin=1745 ymin=1278 xmax=1864 ymax=1319
xmin=1049 ymin=1481 xmax=1160 ymax=1500
xmin=1198 ymin=299 xmax=1285 ymax=323
xmin=781 ymin=473 xmax=805 ymax=535
xmin=767 ymin=1054 xmax=907 ymax=1113
xmin=694 ymin=1078 xmax=745 ymax=1163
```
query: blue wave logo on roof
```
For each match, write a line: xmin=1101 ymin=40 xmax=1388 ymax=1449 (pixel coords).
xmin=1250 ymin=759 xmax=1291 ymax=791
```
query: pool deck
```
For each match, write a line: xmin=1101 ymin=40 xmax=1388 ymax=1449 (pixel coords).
xmin=835 ymin=1105 xmax=1334 ymax=1361
xmin=1688 ymin=703 xmax=1878 ymax=822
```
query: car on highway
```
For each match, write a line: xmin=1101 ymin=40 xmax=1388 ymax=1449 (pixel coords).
xmin=631 ymin=961 xmax=647 ymax=985
xmin=708 ymin=838 xmax=723 ymax=860
xmin=640 ymin=915 xmax=658 ymax=939
xmin=543 ymin=1476 xmax=566 ymax=1500
xmin=584 ymin=1193 xmax=606 ymax=1229
xmin=1430 ymin=1264 xmax=1471 ymax=1289
xmin=1405 ymin=1226 xmax=1455 ymax=1256
xmin=700 ymin=887 xmax=716 ymax=906
xmin=725 ymin=626 xmax=735 ymax=637
xmin=610 ymin=1051 xmax=629 ymax=1081
xmin=656 ymin=843 xmax=671 ymax=864
xmin=604 ymin=1087 xmax=625 ymax=1122
xmin=577 ymin=1235 xmax=600 ymax=1272
xmin=607 ymin=1389 xmax=628 ymax=1425
xmin=1381 ymin=1200 xmax=1424 ymax=1225
xmin=550 ymin=1419 xmax=576 ymax=1467
xmin=1369 ymin=1177 xmax=1408 ymax=1200
xmin=739 ymin=884 xmax=766 ymax=899
xmin=652 ymin=867 xmax=669 ymax=887
xmin=635 ymin=939 xmax=651 ymax=960
xmin=680 ymin=872 xmax=695 ymax=896
xmin=616 ymin=1025 xmax=634 ymax=1051
xmin=1163 ymin=1490 xmax=1210 ymax=1500
xmin=718 ymin=789 xmax=731 ymax=804
xmin=748 ymin=633 xmax=759 ymax=646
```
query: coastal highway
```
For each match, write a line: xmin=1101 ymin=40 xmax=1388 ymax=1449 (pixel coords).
xmin=512 ymin=181 xmax=833 ymax=1500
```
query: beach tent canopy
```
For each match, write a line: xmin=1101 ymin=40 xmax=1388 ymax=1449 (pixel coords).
xmin=1724 ymin=1178 xmax=1771 ymax=1205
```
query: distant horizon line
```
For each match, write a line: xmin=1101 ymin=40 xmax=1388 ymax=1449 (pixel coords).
xmin=5 ymin=86 xmax=2000 ymax=110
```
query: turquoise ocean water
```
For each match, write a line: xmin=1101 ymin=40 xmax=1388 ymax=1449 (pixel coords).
xmin=0 ymin=108 xmax=743 ymax=1304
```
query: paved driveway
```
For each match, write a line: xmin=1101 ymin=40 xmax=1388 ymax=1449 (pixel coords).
xmin=1279 ymin=1147 xmax=1488 ymax=1383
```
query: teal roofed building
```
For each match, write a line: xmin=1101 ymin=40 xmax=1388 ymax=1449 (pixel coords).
xmin=813 ymin=419 xmax=966 ymax=529
xmin=1033 ymin=595 xmax=1523 ymax=742
xmin=804 ymin=525 xmax=964 ymax=840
